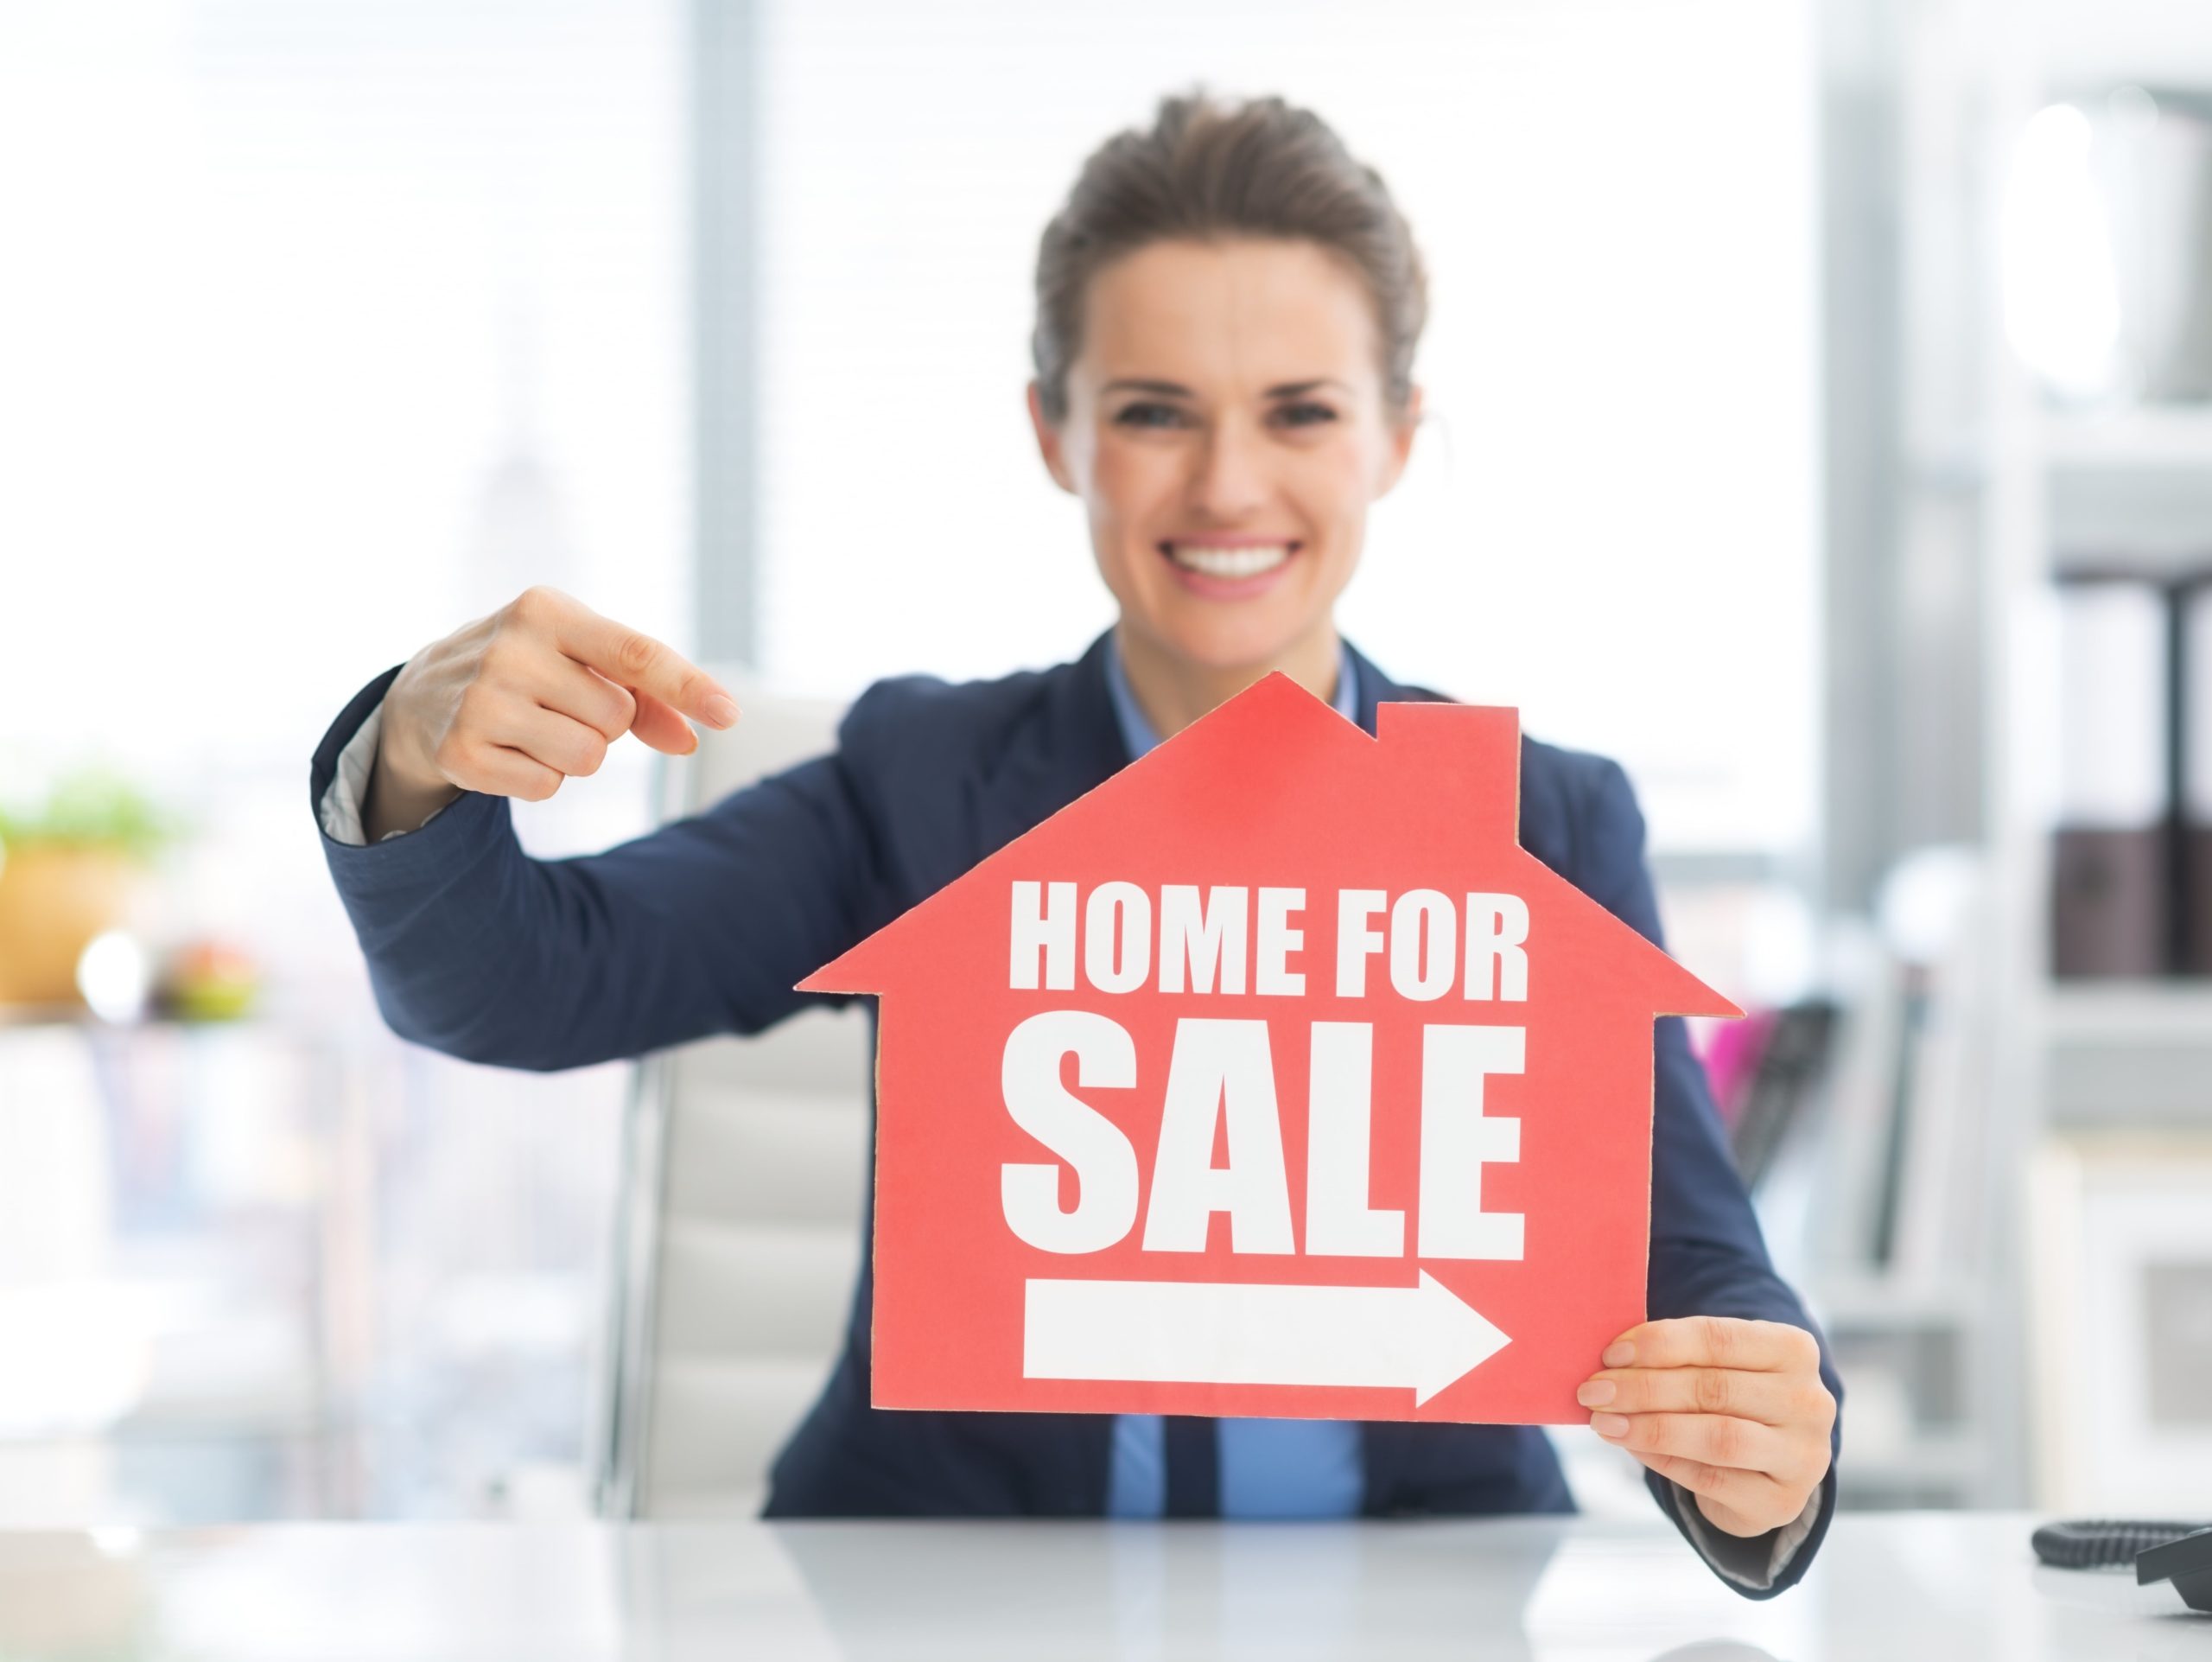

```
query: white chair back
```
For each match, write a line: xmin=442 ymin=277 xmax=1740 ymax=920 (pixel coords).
xmin=593 ymin=677 xmax=874 ymax=1519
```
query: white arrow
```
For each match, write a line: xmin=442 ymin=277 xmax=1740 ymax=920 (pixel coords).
xmin=1022 ymin=1270 xmax=1509 ymax=1406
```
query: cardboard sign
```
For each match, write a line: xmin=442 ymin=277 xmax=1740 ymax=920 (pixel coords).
xmin=798 ymin=675 xmax=1739 ymax=1423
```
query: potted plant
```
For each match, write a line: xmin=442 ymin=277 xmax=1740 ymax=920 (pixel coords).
xmin=0 ymin=768 xmax=177 ymax=1008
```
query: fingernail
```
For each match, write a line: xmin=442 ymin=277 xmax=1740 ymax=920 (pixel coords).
xmin=1576 ymin=1379 xmax=1615 ymax=1408
xmin=703 ymin=692 xmax=741 ymax=729
xmin=1601 ymin=1342 xmax=1635 ymax=1368
xmin=1592 ymin=1413 xmax=1630 ymax=1439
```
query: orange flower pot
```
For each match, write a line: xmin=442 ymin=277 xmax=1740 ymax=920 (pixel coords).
xmin=0 ymin=844 xmax=144 ymax=1007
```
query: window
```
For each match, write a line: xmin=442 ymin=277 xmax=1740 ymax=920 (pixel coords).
xmin=0 ymin=0 xmax=686 ymax=1522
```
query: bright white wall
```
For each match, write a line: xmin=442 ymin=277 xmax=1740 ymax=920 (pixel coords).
xmin=0 ymin=0 xmax=689 ymax=787
xmin=753 ymin=0 xmax=1820 ymax=853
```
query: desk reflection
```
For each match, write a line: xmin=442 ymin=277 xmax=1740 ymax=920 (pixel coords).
xmin=0 ymin=1514 xmax=2201 ymax=1659
xmin=773 ymin=1519 xmax=1561 ymax=1659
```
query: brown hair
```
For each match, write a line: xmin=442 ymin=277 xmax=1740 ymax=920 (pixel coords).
xmin=1030 ymin=86 xmax=1428 ymax=427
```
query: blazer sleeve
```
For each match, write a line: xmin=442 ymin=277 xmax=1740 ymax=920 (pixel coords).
xmin=308 ymin=662 xmax=897 ymax=1071
xmin=1573 ymin=754 xmax=1845 ymax=1600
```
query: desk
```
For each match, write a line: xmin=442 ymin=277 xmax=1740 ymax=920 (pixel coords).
xmin=0 ymin=1512 xmax=2199 ymax=1659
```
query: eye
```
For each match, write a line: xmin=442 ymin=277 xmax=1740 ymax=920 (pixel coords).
xmin=1114 ymin=402 xmax=1189 ymax=429
xmin=1274 ymin=402 xmax=1338 ymax=427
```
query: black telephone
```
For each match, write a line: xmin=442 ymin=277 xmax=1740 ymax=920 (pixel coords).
xmin=2031 ymin=1519 xmax=2212 ymax=1612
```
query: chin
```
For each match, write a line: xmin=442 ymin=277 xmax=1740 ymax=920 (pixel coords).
xmin=1141 ymin=607 xmax=1321 ymax=676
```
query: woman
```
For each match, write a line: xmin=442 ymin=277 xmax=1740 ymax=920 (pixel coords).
xmin=313 ymin=89 xmax=1839 ymax=1597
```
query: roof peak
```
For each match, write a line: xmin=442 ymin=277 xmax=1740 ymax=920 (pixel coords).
xmin=796 ymin=674 xmax=1735 ymax=1022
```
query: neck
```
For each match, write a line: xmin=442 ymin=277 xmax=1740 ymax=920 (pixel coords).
xmin=1113 ymin=620 xmax=1343 ymax=741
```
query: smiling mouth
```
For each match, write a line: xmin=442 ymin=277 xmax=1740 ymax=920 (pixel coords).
xmin=1158 ymin=541 xmax=1300 ymax=579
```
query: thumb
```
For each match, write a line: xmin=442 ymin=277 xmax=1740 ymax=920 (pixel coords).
xmin=628 ymin=685 xmax=719 ymax=755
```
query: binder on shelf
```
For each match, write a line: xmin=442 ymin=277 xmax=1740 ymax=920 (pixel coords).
xmin=1809 ymin=933 xmax=1906 ymax=1270
xmin=2185 ymin=580 xmax=2212 ymax=977
xmin=1722 ymin=999 xmax=1839 ymax=1194
xmin=2050 ymin=577 xmax=2171 ymax=978
xmin=1891 ymin=866 xmax=1995 ymax=1277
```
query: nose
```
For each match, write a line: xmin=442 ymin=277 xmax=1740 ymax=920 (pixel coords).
xmin=1187 ymin=416 xmax=1270 ymax=521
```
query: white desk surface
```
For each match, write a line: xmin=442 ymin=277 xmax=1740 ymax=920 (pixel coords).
xmin=0 ymin=1512 xmax=2201 ymax=1659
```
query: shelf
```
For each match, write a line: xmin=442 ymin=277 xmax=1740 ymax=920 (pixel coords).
xmin=1808 ymin=1274 xmax=1980 ymax=1331
xmin=2030 ymin=7 xmax=2212 ymax=89
xmin=2044 ymin=984 xmax=2212 ymax=1124
xmin=1835 ymin=1431 xmax=1984 ymax=1493
xmin=2041 ymin=410 xmax=2212 ymax=569
xmin=2041 ymin=406 xmax=2212 ymax=471
xmin=2045 ymin=982 xmax=2212 ymax=1039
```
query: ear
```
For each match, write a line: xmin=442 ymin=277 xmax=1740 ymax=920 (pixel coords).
xmin=1375 ymin=383 xmax=1423 ymax=499
xmin=1027 ymin=380 xmax=1077 ymax=495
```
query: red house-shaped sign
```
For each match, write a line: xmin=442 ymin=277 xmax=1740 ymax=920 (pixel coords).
xmin=798 ymin=674 xmax=1739 ymax=1424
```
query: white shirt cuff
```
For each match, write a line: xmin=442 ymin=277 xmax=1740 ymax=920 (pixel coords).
xmin=1669 ymin=1479 xmax=1821 ymax=1590
xmin=317 ymin=695 xmax=455 ymax=846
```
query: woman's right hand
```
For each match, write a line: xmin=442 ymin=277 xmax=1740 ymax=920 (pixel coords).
xmin=365 ymin=585 xmax=741 ymax=840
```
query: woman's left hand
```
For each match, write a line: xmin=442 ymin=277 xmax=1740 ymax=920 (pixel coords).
xmin=1575 ymin=1315 xmax=1837 ymax=1538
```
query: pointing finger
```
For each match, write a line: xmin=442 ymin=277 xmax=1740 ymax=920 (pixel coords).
xmin=533 ymin=589 xmax=739 ymax=729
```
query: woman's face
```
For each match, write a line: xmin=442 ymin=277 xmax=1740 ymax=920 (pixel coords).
xmin=1028 ymin=236 xmax=1421 ymax=677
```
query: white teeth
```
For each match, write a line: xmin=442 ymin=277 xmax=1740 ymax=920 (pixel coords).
xmin=1166 ymin=542 xmax=1293 ymax=578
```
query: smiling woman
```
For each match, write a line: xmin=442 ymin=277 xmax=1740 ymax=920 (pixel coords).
xmin=310 ymin=85 xmax=1838 ymax=1587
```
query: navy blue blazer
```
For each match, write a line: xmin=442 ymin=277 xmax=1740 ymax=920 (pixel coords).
xmin=311 ymin=626 xmax=1842 ymax=1595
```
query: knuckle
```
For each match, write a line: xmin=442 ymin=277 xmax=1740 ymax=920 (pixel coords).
xmin=668 ymin=662 xmax=709 ymax=710
xmin=613 ymin=630 xmax=662 ymax=678
xmin=601 ymin=682 xmax=639 ymax=735
xmin=512 ymin=583 xmax=563 ymax=621
xmin=1808 ymin=1383 xmax=1839 ymax=1431
xmin=571 ymin=733 xmax=608 ymax=776
xmin=1698 ymin=1315 xmax=1736 ymax=1364
xmin=1706 ymin=1417 xmax=1746 ymax=1465
xmin=1693 ymin=1367 xmax=1732 ymax=1416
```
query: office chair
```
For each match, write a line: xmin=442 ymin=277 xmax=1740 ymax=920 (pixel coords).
xmin=591 ymin=676 xmax=874 ymax=1519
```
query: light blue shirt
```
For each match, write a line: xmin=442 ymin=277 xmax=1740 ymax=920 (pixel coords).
xmin=1099 ymin=630 xmax=1366 ymax=1520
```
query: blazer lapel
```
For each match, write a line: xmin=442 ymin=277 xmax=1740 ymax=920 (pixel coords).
xmin=968 ymin=627 xmax=1129 ymax=864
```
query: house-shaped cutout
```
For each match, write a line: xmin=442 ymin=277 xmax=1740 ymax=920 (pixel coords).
xmin=798 ymin=672 xmax=1741 ymax=1423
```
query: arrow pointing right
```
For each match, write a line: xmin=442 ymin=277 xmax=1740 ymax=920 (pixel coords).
xmin=1022 ymin=1270 xmax=1509 ymax=1406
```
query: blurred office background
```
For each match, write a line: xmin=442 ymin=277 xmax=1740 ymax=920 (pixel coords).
xmin=2 ymin=0 xmax=2210 ymax=1525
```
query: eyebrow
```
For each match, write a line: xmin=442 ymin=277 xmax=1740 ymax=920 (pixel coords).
xmin=1100 ymin=377 xmax=1350 ymax=399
